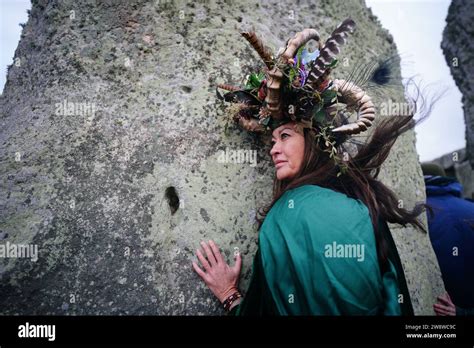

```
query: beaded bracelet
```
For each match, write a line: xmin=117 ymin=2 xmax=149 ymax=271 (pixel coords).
xmin=223 ymin=291 xmax=242 ymax=311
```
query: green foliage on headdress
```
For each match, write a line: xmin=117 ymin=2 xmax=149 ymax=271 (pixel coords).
xmin=322 ymin=89 xmax=338 ymax=104
xmin=296 ymin=45 xmax=305 ymax=70
xmin=245 ymin=72 xmax=265 ymax=89
xmin=315 ymin=124 xmax=349 ymax=177
xmin=325 ymin=58 xmax=338 ymax=69
xmin=288 ymin=66 xmax=298 ymax=87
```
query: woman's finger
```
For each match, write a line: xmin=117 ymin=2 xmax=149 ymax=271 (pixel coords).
xmin=232 ymin=251 xmax=242 ymax=274
xmin=208 ymin=240 xmax=224 ymax=264
xmin=433 ymin=306 xmax=444 ymax=315
xmin=434 ymin=303 xmax=449 ymax=311
xmin=433 ymin=305 xmax=448 ymax=316
xmin=433 ymin=304 xmax=452 ymax=316
xmin=439 ymin=308 xmax=454 ymax=316
xmin=192 ymin=261 xmax=208 ymax=281
xmin=437 ymin=296 xmax=451 ymax=306
xmin=196 ymin=248 xmax=211 ymax=271
xmin=201 ymin=241 xmax=217 ymax=266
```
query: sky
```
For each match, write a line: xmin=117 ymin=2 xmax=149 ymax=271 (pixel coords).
xmin=366 ymin=0 xmax=465 ymax=162
xmin=1 ymin=0 xmax=31 ymax=91
xmin=0 ymin=0 xmax=466 ymax=162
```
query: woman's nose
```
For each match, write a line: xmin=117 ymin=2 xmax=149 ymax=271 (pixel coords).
xmin=270 ymin=141 xmax=280 ymax=156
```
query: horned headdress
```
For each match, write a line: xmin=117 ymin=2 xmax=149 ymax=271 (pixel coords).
xmin=217 ymin=18 xmax=376 ymax=142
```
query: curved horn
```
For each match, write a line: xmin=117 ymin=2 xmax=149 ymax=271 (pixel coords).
xmin=241 ymin=32 xmax=275 ymax=69
xmin=264 ymin=67 xmax=284 ymax=119
xmin=331 ymin=79 xmax=375 ymax=135
xmin=265 ymin=29 xmax=321 ymax=120
xmin=279 ymin=28 xmax=321 ymax=63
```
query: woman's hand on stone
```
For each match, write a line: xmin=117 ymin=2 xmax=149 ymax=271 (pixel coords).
xmin=433 ymin=292 xmax=456 ymax=316
xmin=192 ymin=240 xmax=242 ymax=303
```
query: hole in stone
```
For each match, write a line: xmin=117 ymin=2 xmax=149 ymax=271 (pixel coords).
xmin=165 ymin=186 xmax=180 ymax=215
xmin=181 ymin=85 xmax=192 ymax=93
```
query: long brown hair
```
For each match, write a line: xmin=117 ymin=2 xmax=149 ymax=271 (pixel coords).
xmin=256 ymin=114 xmax=428 ymax=274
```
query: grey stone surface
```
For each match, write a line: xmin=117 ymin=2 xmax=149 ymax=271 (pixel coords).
xmin=441 ymin=0 xmax=474 ymax=169
xmin=0 ymin=0 xmax=443 ymax=315
xmin=440 ymin=0 xmax=474 ymax=199
xmin=429 ymin=148 xmax=473 ymax=199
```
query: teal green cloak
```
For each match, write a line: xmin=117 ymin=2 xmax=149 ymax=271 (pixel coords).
xmin=231 ymin=184 xmax=413 ymax=316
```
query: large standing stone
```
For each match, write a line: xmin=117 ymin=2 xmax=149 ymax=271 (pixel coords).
xmin=440 ymin=0 xmax=474 ymax=199
xmin=0 ymin=0 xmax=443 ymax=314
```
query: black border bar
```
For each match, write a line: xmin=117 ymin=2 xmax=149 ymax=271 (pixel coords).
xmin=0 ymin=315 xmax=473 ymax=345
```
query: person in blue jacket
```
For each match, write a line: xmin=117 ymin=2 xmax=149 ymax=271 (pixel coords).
xmin=421 ymin=163 xmax=474 ymax=316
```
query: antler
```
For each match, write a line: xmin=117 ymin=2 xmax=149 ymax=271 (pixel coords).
xmin=265 ymin=29 xmax=321 ymax=120
xmin=241 ymin=32 xmax=275 ymax=69
xmin=331 ymin=79 xmax=376 ymax=135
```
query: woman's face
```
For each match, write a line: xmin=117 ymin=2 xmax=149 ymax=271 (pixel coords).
xmin=270 ymin=122 xmax=305 ymax=180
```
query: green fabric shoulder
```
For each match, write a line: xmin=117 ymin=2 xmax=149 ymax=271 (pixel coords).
xmin=258 ymin=184 xmax=401 ymax=315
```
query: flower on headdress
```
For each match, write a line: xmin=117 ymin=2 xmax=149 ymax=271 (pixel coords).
xmin=291 ymin=47 xmax=320 ymax=67
xmin=298 ymin=66 xmax=308 ymax=86
xmin=290 ymin=47 xmax=319 ymax=87
xmin=300 ymin=48 xmax=320 ymax=67
xmin=218 ymin=19 xmax=375 ymax=141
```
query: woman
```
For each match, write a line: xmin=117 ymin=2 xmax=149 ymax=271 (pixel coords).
xmin=193 ymin=19 xmax=426 ymax=315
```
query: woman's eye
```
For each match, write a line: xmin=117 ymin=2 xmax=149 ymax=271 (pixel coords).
xmin=281 ymin=133 xmax=289 ymax=139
